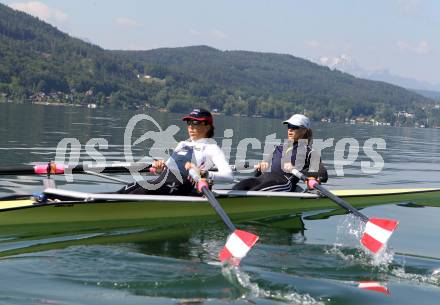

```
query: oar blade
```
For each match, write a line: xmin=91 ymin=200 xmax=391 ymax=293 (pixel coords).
xmin=361 ymin=218 xmax=399 ymax=253
xmin=358 ymin=281 xmax=390 ymax=295
xmin=219 ymin=229 xmax=259 ymax=264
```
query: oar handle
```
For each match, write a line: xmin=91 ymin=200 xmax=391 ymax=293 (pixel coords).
xmin=188 ymin=168 xmax=236 ymax=232
xmin=0 ymin=162 xmax=153 ymax=176
xmin=291 ymin=169 xmax=369 ymax=222
xmin=0 ymin=161 xmax=250 ymax=176
xmin=0 ymin=163 xmax=66 ymax=175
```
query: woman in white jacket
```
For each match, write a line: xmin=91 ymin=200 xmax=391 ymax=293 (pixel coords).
xmin=118 ymin=108 xmax=233 ymax=195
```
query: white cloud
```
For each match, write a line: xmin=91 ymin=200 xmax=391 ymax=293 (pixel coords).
xmin=318 ymin=54 xmax=351 ymax=69
xmin=115 ymin=17 xmax=140 ymax=28
xmin=397 ymin=40 xmax=431 ymax=55
xmin=9 ymin=1 xmax=68 ymax=23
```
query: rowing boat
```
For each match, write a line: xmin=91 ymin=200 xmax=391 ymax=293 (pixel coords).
xmin=1 ymin=187 xmax=440 ymax=238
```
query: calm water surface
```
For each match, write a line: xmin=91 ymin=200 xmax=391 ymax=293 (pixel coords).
xmin=0 ymin=103 xmax=440 ymax=305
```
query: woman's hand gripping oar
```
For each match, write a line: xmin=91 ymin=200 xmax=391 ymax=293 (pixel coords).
xmin=187 ymin=166 xmax=259 ymax=265
xmin=291 ymin=169 xmax=398 ymax=254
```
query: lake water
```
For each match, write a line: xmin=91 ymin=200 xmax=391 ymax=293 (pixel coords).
xmin=0 ymin=103 xmax=440 ymax=305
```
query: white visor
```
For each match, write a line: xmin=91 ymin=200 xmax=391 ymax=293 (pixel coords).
xmin=283 ymin=114 xmax=310 ymax=128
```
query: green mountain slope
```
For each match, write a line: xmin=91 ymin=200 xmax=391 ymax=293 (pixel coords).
xmin=0 ymin=3 xmax=157 ymax=107
xmin=115 ymin=46 xmax=433 ymax=122
xmin=0 ymin=3 xmax=436 ymax=125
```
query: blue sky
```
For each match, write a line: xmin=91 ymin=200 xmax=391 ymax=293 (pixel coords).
xmin=3 ymin=0 xmax=440 ymax=87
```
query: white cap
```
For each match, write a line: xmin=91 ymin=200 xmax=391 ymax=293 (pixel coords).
xmin=283 ymin=114 xmax=310 ymax=128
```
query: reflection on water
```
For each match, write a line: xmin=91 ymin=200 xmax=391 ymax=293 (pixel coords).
xmin=1 ymin=209 xmax=439 ymax=304
xmin=2 ymin=103 xmax=440 ymax=190
xmin=1 ymin=103 xmax=440 ymax=304
xmin=0 ymin=204 xmax=438 ymax=303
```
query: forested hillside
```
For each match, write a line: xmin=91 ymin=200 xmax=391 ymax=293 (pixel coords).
xmin=115 ymin=47 xmax=434 ymax=124
xmin=1 ymin=3 xmax=437 ymax=126
xmin=0 ymin=3 xmax=159 ymax=108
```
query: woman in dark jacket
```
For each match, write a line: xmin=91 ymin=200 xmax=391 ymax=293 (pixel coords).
xmin=233 ymin=114 xmax=327 ymax=192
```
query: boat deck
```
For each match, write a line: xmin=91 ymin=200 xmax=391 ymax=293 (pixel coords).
xmin=0 ymin=187 xmax=439 ymax=239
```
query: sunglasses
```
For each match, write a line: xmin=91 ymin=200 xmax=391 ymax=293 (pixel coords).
xmin=287 ymin=124 xmax=302 ymax=130
xmin=186 ymin=120 xmax=206 ymax=126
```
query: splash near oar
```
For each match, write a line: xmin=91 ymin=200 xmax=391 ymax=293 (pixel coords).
xmin=188 ymin=168 xmax=259 ymax=264
xmin=291 ymin=169 xmax=398 ymax=254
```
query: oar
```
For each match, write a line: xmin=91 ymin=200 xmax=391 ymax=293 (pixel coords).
xmin=188 ymin=168 xmax=259 ymax=264
xmin=0 ymin=162 xmax=251 ymax=176
xmin=0 ymin=162 xmax=154 ymax=176
xmin=291 ymin=169 xmax=398 ymax=254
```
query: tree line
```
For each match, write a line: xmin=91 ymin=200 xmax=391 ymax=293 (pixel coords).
xmin=0 ymin=3 xmax=438 ymax=127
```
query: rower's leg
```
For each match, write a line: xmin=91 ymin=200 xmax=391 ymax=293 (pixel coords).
xmin=116 ymin=170 xmax=193 ymax=195
xmin=116 ymin=182 xmax=138 ymax=194
xmin=250 ymin=172 xmax=292 ymax=192
xmin=232 ymin=177 xmax=261 ymax=190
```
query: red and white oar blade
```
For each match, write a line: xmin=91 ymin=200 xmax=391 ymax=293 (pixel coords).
xmin=219 ymin=229 xmax=259 ymax=264
xmin=361 ymin=218 xmax=398 ymax=253
xmin=358 ymin=281 xmax=390 ymax=295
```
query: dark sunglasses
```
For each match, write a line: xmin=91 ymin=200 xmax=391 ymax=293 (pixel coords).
xmin=186 ymin=120 xmax=206 ymax=126
xmin=287 ymin=124 xmax=301 ymax=130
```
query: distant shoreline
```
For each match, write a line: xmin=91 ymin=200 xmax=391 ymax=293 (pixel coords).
xmin=1 ymin=100 xmax=437 ymax=129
